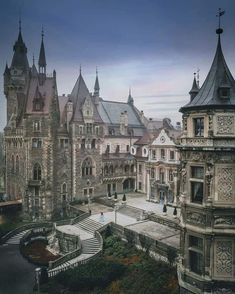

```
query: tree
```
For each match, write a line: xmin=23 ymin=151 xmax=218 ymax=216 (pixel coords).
xmin=163 ymin=204 xmax=167 ymax=215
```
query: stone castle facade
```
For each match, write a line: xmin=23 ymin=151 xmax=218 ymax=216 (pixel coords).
xmin=3 ymin=27 xmax=149 ymax=220
xmin=178 ymin=25 xmax=235 ymax=293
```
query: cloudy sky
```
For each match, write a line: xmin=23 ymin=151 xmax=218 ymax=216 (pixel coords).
xmin=0 ymin=0 xmax=235 ymax=130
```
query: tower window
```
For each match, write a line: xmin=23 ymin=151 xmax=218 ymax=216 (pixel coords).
xmin=33 ymin=163 xmax=42 ymax=181
xmin=194 ymin=118 xmax=204 ymax=137
xmin=190 ymin=166 xmax=204 ymax=204
xmin=188 ymin=235 xmax=203 ymax=275
xmin=32 ymin=138 xmax=42 ymax=148
xmin=82 ymin=158 xmax=93 ymax=177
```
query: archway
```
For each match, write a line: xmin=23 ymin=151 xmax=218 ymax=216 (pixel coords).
xmin=123 ymin=178 xmax=135 ymax=192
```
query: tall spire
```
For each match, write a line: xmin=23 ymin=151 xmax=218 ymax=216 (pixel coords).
xmin=127 ymin=87 xmax=134 ymax=104
xmin=11 ymin=18 xmax=29 ymax=70
xmin=94 ymin=67 xmax=100 ymax=96
xmin=189 ymin=73 xmax=199 ymax=101
xmin=38 ymin=27 xmax=46 ymax=74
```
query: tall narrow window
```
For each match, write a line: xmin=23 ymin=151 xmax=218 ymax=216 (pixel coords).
xmin=91 ymin=139 xmax=96 ymax=149
xmin=191 ymin=166 xmax=204 ymax=204
xmin=188 ymin=235 xmax=203 ymax=275
xmin=33 ymin=163 xmax=41 ymax=181
xmin=11 ymin=155 xmax=15 ymax=173
xmin=82 ymin=158 xmax=93 ymax=177
xmin=15 ymin=155 xmax=19 ymax=173
xmin=194 ymin=118 xmax=204 ymax=137
xmin=62 ymin=183 xmax=67 ymax=201
xmin=170 ymin=151 xmax=175 ymax=160
xmin=152 ymin=150 xmax=156 ymax=160
xmin=159 ymin=168 xmax=165 ymax=183
xmin=161 ymin=149 xmax=165 ymax=160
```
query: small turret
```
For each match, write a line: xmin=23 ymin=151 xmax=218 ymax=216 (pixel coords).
xmin=3 ymin=63 xmax=10 ymax=95
xmin=189 ymin=73 xmax=199 ymax=102
xmin=38 ymin=28 xmax=47 ymax=84
xmin=94 ymin=67 xmax=100 ymax=97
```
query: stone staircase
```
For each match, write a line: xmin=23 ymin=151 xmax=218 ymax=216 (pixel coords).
xmin=5 ymin=230 xmax=30 ymax=245
xmin=48 ymin=217 xmax=105 ymax=277
xmin=73 ymin=218 xmax=104 ymax=234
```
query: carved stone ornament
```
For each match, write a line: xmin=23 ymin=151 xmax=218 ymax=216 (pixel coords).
xmin=215 ymin=241 xmax=233 ymax=276
xmin=214 ymin=289 xmax=234 ymax=294
xmin=214 ymin=216 xmax=234 ymax=226
xmin=186 ymin=212 xmax=206 ymax=225
xmin=216 ymin=115 xmax=234 ymax=134
xmin=217 ymin=168 xmax=233 ymax=202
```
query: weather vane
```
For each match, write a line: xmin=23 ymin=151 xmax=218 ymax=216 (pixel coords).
xmin=216 ymin=8 xmax=225 ymax=32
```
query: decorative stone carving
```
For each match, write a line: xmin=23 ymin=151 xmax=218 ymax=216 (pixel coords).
xmin=214 ymin=289 xmax=234 ymax=294
xmin=214 ymin=139 xmax=235 ymax=147
xmin=214 ymin=216 xmax=234 ymax=226
xmin=216 ymin=115 xmax=234 ymax=134
xmin=186 ymin=212 xmax=206 ymax=226
xmin=217 ymin=168 xmax=233 ymax=202
xmin=215 ymin=240 xmax=233 ymax=276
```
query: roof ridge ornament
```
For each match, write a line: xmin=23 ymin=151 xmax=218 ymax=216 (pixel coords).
xmin=216 ymin=8 xmax=225 ymax=35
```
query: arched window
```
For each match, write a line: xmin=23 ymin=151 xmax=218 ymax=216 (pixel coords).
xmin=15 ymin=155 xmax=19 ymax=173
xmin=11 ymin=155 xmax=15 ymax=173
xmin=33 ymin=163 xmax=42 ymax=180
xmin=82 ymin=158 xmax=93 ymax=177
xmin=109 ymin=165 xmax=113 ymax=175
xmin=91 ymin=139 xmax=96 ymax=149
xmin=130 ymin=164 xmax=135 ymax=173
xmin=62 ymin=183 xmax=67 ymax=201
xmin=104 ymin=166 xmax=109 ymax=175
xmin=124 ymin=165 xmax=129 ymax=173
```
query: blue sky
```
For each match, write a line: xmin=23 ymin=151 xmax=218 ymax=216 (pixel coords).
xmin=0 ymin=0 xmax=235 ymax=130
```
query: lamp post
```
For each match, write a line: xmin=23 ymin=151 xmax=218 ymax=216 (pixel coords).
xmin=87 ymin=179 xmax=91 ymax=215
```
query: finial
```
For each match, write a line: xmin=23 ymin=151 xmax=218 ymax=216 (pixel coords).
xmin=216 ymin=8 xmax=225 ymax=35
xmin=129 ymin=87 xmax=131 ymax=96
xmin=79 ymin=64 xmax=82 ymax=75
xmin=96 ymin=66 xmax=98 ymax=76
xmin=41 ymin=26 xmax=44 ymax=40
xmin=19 ymin=12 xmax=21 ymax=32
xmin=33 ymin=54 xmax=35 ymax=65
xmin=197 ymin=68 xmax=200 ymax=87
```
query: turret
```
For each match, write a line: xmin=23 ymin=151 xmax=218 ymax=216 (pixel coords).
xmin=189 ymin=73 xmax=199 ymax=101
xmin=38 ymin=28 xmax=47 ymax=84
xmin=3 ymin=63 xmax=10 ymax=95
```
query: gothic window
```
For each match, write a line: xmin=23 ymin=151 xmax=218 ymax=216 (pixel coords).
xmin=33 ymin=87 xmax=44 ymax=111
xmin=86 ymin=123 xmax=92 ymax=134
xmin=131 ymin=164 xmax=135 ymax=173
xmin=81 ymin=139 xmax=85 ymax=149
xmin=126 ymin=145 xmax=130 ymax=152
xmin=109 ymin=165 xmax=113 ymax=175
xmin=116 ymin=145 xmax=120 ymax=153
xmin=169 ymin=169 xmax=173 ymax=182
xmin=194 ymin=118 xmax=204 ymax=137
xmin=106 ymin=144 xmax=110 ymax=153
xmin=190 ymin=166 xmax=204 ymax=204
xmin=61 ymin=183 xmax=67 ymax=201
xmin=188 ymin=235 xmax=203 ymax=275
xmin=33 ymin=163 xmax=42 ymax=181
xmin=32 ymin=138 xmax=42 ymax=148
xmin=151 ymin=167 xmax=155 ymax=179
xmin=95 ymin=126 xmax=99 ymax=135
xmin=11 ymin=155 xmax=15 ymax=173
xmin=124 ymin=165 xmax=129 ymax=173
xmin=138 ymin=164 xmax=142 ymax=174
xmin=160 ymin=149 xmax=165 ymax=160
xmin=82 ymin=158 xmax=93 ymax=177
xmin=104 ymin=166 xmax=109 ymax=175
xmin=33 ymin=121 xmax=41 ymax=132
xmin=159 ymin=168 xmax=165 ymax=183
xmin=60 ymin=138 xmax=69 ymax=148
xmin=15 ymin=155 xmax=19 ymax=173
xmin=91 ymin=139 xmax=96 ymax=149
xmin=170 ymin=150 xmax=175 ymax=160
xmin=152 ymin=149 xmax=156 ymax=160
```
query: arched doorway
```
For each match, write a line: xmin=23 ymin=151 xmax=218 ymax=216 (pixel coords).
xmin=123 ymin=178 xmax=135 ymax=192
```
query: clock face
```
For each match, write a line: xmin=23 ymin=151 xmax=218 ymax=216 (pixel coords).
xmin=160 ymin=136 xmax=165 ymax=143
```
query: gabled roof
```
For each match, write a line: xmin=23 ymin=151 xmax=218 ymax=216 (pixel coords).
xmin=70 ymin=73 xmax=102 ymax=122
xmin=181 ymin=34 xmax=235 ymax=112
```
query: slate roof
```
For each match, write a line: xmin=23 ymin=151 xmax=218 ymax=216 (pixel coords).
xmin=97 ymin=100 xmax=143 ymax=126
xmin=11 ymin=30 xmax=29 ymax=70
xmin=181 ymin=35 xmax=235 ymax=112
xmin=70 ymin=73 xmax=102 ymax=123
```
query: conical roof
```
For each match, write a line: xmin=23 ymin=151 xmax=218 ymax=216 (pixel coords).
xmin=38 ymin=35 xmax=46 ymax=68
xmin=189 ymin=76 xmax=199 ymax=94
xmin=181 ymin=35 xmax=235 ymax=112
xmin=11 ymin=30 xmax=29 ymax=70
xmin=94 ymin=69 xmax=100 ymax=96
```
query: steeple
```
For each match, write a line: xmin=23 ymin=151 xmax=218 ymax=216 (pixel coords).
xmin=127 ymin=88 xmax=134 ymax=104
xmin=94 ymin=67 xmax=100 ymax=96
xmin=189 ymin=73 xmax=199 ymax=101
xmin=11 ymin=18 xmax=29 ymax=71
xmin=38 ymin=28 xmax=46 ymax=74
xmin=31 ymin=55 xmax=38 ymax=77
xmin=180 ymin=10 xmax=235 ymax=112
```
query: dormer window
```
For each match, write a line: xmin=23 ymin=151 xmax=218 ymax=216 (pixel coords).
xmin=33 ymin=86 xmax=44 ymax=111
xmin=219 ymin=87 xmax=230 ymax=100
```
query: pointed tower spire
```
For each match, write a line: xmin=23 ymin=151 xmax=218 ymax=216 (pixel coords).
xmin=189 ymin=72 xmax=199 ymax=101
xmin=127 ymin=87 xmax=134 ymax=104
xmin=94 ymin=67 xmax=100 ymax=96
xmin=11 ymin=18 xmax=29 ymax=70
xmin=38 ymin=27 xmax=46 ymax=75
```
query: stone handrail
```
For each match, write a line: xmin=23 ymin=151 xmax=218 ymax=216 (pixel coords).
xmin=55 ymin=219 xmax=72 ymax=226
xmin=0 ymin=221 xmax=53 ymax=244
xmin=149 ymin=214 xmax=181 ymax=230
xmin=70 ymin=212 xmax=90 ymax=225
xmin=48 ymin=249 xmax=102 ymax=277
xmin=48 ymin=243 xmax=81 ymax=270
